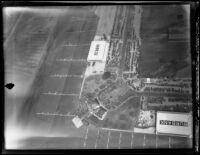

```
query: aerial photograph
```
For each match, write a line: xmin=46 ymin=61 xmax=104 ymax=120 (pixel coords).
xmin=4 ymin=3 xmax=193 ymax=150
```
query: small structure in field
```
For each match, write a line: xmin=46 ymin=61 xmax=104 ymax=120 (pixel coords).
xmin=72 ymin=116 xmax=83 ymax=128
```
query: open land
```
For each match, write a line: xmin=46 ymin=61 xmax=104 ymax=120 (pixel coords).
xmin=138 ymin=5 xmax=191 ymax=78
xmin=15 ymin=127 xmax=192 ymax=149
xmin=5 ymin=5 xmax=193 ymax=149
xmin=94 ymin=5 xmax=117 ymax=36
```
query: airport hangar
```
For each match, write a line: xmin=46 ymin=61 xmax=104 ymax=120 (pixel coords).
xmin=156 ymin=111 xmax=193 ymax=138
xmin=85 ymin=40 xmax=109 ymax=75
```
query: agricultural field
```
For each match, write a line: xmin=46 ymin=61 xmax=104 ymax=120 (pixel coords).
xmin=94 ymin=5 xmax=117 ymax=36
xmin=4 ymin=8 xmax=59 ymax=126
xmin=4 ymin=6 xmax=99 ymax=136
xmin=138 ymin=5 xmax=191 ymax=78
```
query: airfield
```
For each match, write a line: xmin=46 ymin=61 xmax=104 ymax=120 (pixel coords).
xmin=4 ymin=5 xmax=193 ymax=149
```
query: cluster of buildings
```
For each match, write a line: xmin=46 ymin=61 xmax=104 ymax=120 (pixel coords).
xmin=71 ymin=7 xmax=193 ymax=139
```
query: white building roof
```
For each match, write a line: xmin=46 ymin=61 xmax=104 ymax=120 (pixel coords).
xmin=87 ymin=41 xmax=109 ymax=62
xmin=72 ymin=116 xmax=83 ymax=128
xmin=156 ymin=111 xmax=192 ymax=137
xmin=146 ymin=78 xmax=150 ymax=83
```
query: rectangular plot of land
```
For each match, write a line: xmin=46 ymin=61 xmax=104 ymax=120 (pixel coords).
xmin=51 ymin=115 xmax=69 ymax=133
xmin=57 ymin=96 xmax=79 ymax=114
xmin=57 ymin=46 xmax=75 ymax=59
xmin=133 ymin=133 xmax=144 ymax=149
xmin=41 ymin=77 xmax=66 ymax=92
xmin=64 ymin=33 xmax=84 ymax=44
xmin=59 ymin=50 xmax=75 ymax=59
xmin=120 ymin=132 xmax=132 ymax=149
xmin=108 ymin=131 xmax=120 ymax=149
xmin=85 ymin=128 xmax=99 ymax=149
xmin=73 ymin=46 xmax=90 ymax=59
xmin=34 ymin=113 xmax=55 ymax=130
xmin=51 ymin=118 xmax=86 ymax=142
xmin=63 ymin=21 xmax=85 ymax=34
xmin=82 ymin=20 xmax=98 ymax=31
xmin=68 ymin=61 xmax=87 ymax=75
xmin=144 ymin=134 xmax=156 ymax=148
xmin=69 ymin=9 xmax=96 ymax=19
xmin=62 ymin=77 xmax=83 ymax=94
xmin=50 ymin=61 xmax=71 ymax=75
xmin=170 ymin=137 xmax=192 ymax=148
xmin=78 ymin=31 xmax=96 ymax=44
xmin=18 ymin=137 xmax=49 ymax=149
xmin=44 ymin=137 xmax=84 ymax=149
xmin=96 ymin=130 xmax=109 ymax=149
xmin=36 ymin=95 xmax=61 ymax=113
xmin=157 ymin=135 xmax=170 ymax=148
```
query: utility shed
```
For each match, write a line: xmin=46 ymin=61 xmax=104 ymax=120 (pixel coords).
xmin=156 ymin=111 xmax=192 ymax=137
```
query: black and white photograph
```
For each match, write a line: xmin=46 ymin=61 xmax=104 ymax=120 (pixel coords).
xmin=2 ymin=1 xmax=198 ymax=152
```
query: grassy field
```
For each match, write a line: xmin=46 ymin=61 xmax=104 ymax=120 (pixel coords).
xmin=102 ymin=96 xmax=140 ymax=130
xmin=50 ymin=61 xmax=87 ymax=75
xmin=94 ymin=6 xmax=117 ymax=36
xmin=139 ymin=5 xmax=191 ymax=78
xmin=4 ymin=8 xmax=59 ymax=129
xmin=86 ymin=96 xmax=140 ymax=130
xmin=4 ymin=7 xmax=99 ymax=135
xmin=16 ymin=126 xmax=192 ymax=149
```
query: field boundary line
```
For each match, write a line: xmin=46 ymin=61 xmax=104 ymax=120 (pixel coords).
xmin=83 ymin=127 xmax=89 ymax=148
xmin=50 ymin=74 xmax=83 ymax=78
xmin=101 ymin=127 xmax=134 ymax=133
xmin=56 ymin=58 xmax=87 ymax=62
xmin=42 ymin=92 xmax=79 ymax=96
xmin=63 ymin=44 xmax=90 ymax=47
xmin=36 ymin=112 xmax=75 ymax=117
xmin=107 ymin=130 xmax=111 ymax=149
xmin=131 ymin=132 xmax=134 ymax=148
xmin=95 ymin=129 xmax=100 ymax=149
xmin=64 ymin=30 xmax=96 ymax=34
xmin=118 ymin=132 xmax=122 ymax=149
